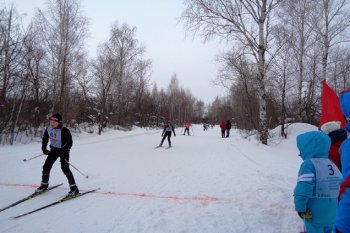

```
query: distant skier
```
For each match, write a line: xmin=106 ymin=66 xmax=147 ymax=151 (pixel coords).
xmin=225 ymin=120 xmax=232 ymax=137
xmin=294 ymin=131 xmax=342 ymax=233
xmin=220 ymin=121 xmax=226 ymax=138
xmin=183 ymin=122 xmax=191 ymax=136
xmin=159 ymin=121 xmax=176 ymax=147
xmin=203 ymin=123 xmax=208 ymax=131
xmin=36 ymin=113 xmax=79 ymax=197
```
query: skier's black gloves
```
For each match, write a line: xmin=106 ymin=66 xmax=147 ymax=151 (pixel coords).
xmin=298 ymin=211 xmax=312 ymax=219
xmin=42 ymin=149 xmax=51 ymax=155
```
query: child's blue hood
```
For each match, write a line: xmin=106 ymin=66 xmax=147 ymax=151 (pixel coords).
xmin=296 ymin=131 xmax=331 ymax=160
xmin=339 ymin=89 xmax=350 ymax=118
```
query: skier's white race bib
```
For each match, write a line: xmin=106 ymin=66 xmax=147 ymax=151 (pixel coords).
xmin=310 ymin=158 xmax=342 ymax=198
xmin=47 ymin=127 xmax=62 ymax=148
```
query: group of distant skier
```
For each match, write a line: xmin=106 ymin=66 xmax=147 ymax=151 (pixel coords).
xmin=156 ymin=120 xmax=233 ymax=148
xmin=157 ymin=121 xmax=192 ymax=148
xmin=219 ymin=120 xmax=232 ymax=138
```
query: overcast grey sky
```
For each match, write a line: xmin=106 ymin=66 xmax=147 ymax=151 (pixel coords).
xmin=6 ymin=0 xmax=228 ymax=103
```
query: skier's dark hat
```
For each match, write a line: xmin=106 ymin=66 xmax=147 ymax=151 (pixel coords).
xmin=50 ymin=113 xmax=63 ymax=123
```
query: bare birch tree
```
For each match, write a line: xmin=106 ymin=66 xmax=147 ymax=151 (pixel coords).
xmin=217 ymin=51 xmax=259 ymax=129
xmin=181 ymin=0 xmax=281 ymax=144
xmin=92 ymin=22 xmax=152 ymax=128
xmin=0 ymin=5 xmax=23 ymax=109
xmin=0 ymin=5 xmax=27 ymax=143
xmin=308 ymin=0 xmax=350 ymax=81
xmin=269 ymin=29 xmax=296 ymax=137
xmin=278 ymin=0 xmax=314 ymax=121
xmin=34 ymin=0 xmax=88 ymax=115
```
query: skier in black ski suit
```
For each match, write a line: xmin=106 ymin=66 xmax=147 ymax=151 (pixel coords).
xmin=159 ymin=121 xmax=176 ymax=147
xmin=36 ymin=113 xmax=79 ymax=196
xmin=226 ymin=120 xmax=232 ymax=138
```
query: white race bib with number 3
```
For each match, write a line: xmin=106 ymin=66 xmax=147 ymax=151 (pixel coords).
xmin=311 ymin=158 xmax=342 ymax=198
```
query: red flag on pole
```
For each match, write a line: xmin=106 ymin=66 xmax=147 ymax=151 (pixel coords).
xmin=319 ymin=80 xmax=346 ymax=129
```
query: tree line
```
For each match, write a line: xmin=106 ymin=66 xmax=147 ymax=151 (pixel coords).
xmin=0 ymin=0 xmax=205 ymax=144
xmin=1 ymin=0 xmax=350 ymax=145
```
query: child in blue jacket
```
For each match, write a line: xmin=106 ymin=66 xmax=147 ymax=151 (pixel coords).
xmin=335 ymin=89 xmax=350 ymax=233
xmin=294 ymin=131 xmax=342 ymax=233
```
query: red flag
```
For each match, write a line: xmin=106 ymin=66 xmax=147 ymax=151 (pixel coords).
xmin=319 ymin=80 xmax=346 ymax=128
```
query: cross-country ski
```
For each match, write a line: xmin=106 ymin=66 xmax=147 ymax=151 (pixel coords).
xmin=11 ymin=188 xmax=100 ymax=219
xmin=0 ymin=183 xmax=63 ymax=213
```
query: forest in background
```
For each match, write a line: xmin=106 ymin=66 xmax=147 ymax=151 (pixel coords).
xmin=1 ymin=0 xmax=350 ymax=145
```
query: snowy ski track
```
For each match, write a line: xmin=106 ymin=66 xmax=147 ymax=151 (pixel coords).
xmin=0 ymin=124 xmax=310 ymax=233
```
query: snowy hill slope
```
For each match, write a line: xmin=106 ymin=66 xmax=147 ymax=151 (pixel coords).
xmin=0 ymin=123 xmax=316 ymax=233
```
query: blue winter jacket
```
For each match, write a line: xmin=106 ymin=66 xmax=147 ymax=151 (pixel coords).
xmin=339 ymin=89 xmax=350 ymax=119
xmin=294 ymin=131 xmax=340 ymax=226
xmin=335 ymin=139 xmax=350 ymax=232
xmin=335 ymin=89 xmax=350 ymax=232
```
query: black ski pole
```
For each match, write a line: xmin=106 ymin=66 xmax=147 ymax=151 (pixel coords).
xmin=64 ymin=159 xmax=89 ymax=179
xmin=23 ymin=153 xmax=44 ymax=162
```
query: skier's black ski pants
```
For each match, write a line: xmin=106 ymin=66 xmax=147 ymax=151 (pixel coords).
xmin=160 ymin=132 xmax=172 ymax=146
xmin=221 ymin=130 xmax=225 ymax=138
xmin=184 ymin=128 xmax=190 ymax=135
xmin=41 ymin=148 xmax=76 ymax=186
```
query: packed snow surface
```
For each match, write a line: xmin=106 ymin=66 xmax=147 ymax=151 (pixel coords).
xmin=0 ymin=123 xmax=316 ymax=233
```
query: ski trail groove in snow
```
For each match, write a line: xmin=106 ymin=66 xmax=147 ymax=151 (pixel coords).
xmin=75 ymin=131 xmax=160 ymax=146
xmin=229 ymin=142 xmax=260 ymax=165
